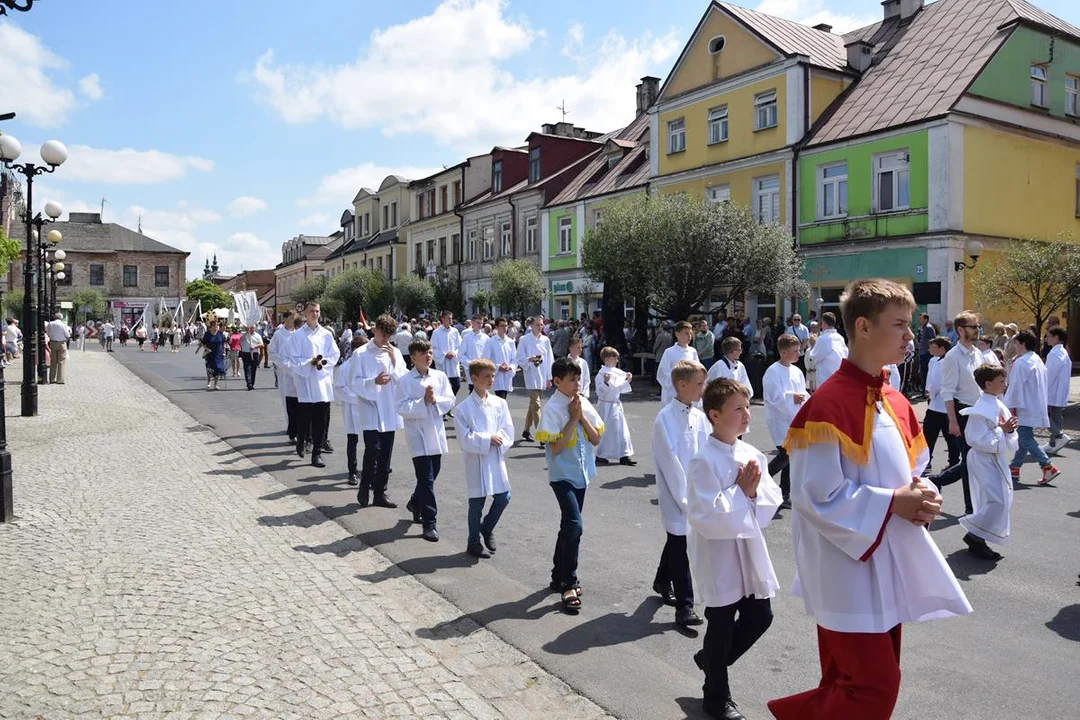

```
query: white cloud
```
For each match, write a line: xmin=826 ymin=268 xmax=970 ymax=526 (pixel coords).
xmin=197 ymin=232 xmax=278 ymax=277
xmin=248 ymin=0 xmax=679 ymax=150
xmin=0 ymin=23 xmax=80 ymax=127
xmin=297 ymin=212 xmax=331 ymax=228
xmin=227 ymin=195 xmax=268 ymax=217
xmin=754 ymin=0 xmax=879 ymax=33
xmin=299 ymin=161 xmax=444 ymax=208
xmin=78 ymin=73 xmax=103 ymax=100
xmin=30 ymin=144 xmax=214 ymax=185
xmin=562 ymin=22 xmax=585 ymax=60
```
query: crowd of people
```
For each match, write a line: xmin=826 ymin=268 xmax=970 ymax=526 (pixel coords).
xmin=201 ymin=284 xmax=1071 ymax=720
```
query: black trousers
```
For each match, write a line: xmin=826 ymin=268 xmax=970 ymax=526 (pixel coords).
xmin=448 ymin=376 xmax=461 ymax=399
xmin=933 ymin=402 xmax=973 ymax=514
xmin=346 ymin=433 xmax=359 ymax=476
xmin=410 ymin=454 xmax=441 ymax=526
xmin=361 ymin=430 xmax=395 ymax=494
xmin=768 ymin=446 xmax=790 ymax=500
xmin=285 ymin=395 xmax=298 ymax=439
xmin=241 ymin=351 xmax=259 ymax=388
xmin=923 ymin=409 xmax=961 ymax=472
xmin=702 ymin=597 xmax=773 ymax=704
xmin=653 ymin=533 xmax=693 ymax=609
xmin=297 ymin=401 xmax=329 ymax=454
xmin=495 ymin=390 xmax=508 ymax=399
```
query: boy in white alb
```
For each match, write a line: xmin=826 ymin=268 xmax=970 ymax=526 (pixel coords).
xmin=923 ymin=337 xmax=961 ymax=476
xmin=977 ymin=336 xmax=1001 ymax=367
xmin=657 ymin=321 xmax=700 ymax=407
xmin=431 ymin=310 xmax=463 ymax=416
xmin=515 ymin=315 xmax=554 ymax=442
xmin=1043 ymin=326 xmax=1071 ymax=455
xmin=482 ymin=316 xmax=517 ymax=399
xmin=807 ymin=311 xmax=847 ymax=387
xmin=595 ymin=347 xmax=635 ymax=466
xmin=706 ymin=336 xmax=753 ymax=398
xmin=333 ymin=334 xmax=369 ymax=485
xmin=396 ymin=338 xmax=457 ymax=542
xmin=1005 ymin=330 xmax=1060 ymax=485
xmin=769 ymin=279 xmax=971 ymax=720
xmin=290 ymin=303 xmax=340 ymax=469
xmin=454 ymin=358 xmax=515 ymax=559
xmin=959 ymin=364 xmax=1018 ymax=560
xmin=568 ymin=335 xmax=591 ymax=400
xmin=688 ymin=377 xmax=782 ymax=720
xmin=762 ymin=333 xmax=806 ymax=506
xmin=652 ymin=360 xmax=710 ymax=629
xmin=459 ymin=315 xmax=489 ymax=394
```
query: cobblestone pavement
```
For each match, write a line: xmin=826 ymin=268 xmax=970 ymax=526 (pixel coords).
xmin=0 ymin=354 xmax=612 ymax=720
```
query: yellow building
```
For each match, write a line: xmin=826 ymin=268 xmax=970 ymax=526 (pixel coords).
xmin=330 ymin=176 xmax=412 ymax=282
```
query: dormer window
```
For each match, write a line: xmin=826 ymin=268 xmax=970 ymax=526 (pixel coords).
xmin=492 ymin=160 xmax=503 ymax=193
xmin=708 ymin=35 xmax=726 ymax=54
xmin=1031 ymin=65 xmax=1048 ymax=107
xmin=605 ymin=151 xmax=621 ymax=169
xmin=529 ymin=147 xmax=541 ymax=183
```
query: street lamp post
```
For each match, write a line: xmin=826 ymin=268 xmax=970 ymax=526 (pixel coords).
xmin=50 ymin=250 xmax=66 ymax=319
xmin=0 ymin=134 xmax=68 ymax=416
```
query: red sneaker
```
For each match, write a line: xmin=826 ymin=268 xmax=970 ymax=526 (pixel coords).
xmin=1038 ymin=464 xmax=1061 ymax=486
xmin=1009 ymin=466 xmax=1021 ymax=482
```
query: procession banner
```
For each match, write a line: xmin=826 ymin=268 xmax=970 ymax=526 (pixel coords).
xmin=231 ymin=291 xmax=261 ymax=327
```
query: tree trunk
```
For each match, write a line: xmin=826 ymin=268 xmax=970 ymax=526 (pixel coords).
xmin=601 ymin=281 xmax=628 ymax=357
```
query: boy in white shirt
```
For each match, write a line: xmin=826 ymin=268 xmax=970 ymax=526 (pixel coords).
xmin=652 ymin=360 xmax=710 ymax=628
xmin=595 ymin=347 xmax=635 ymax=466
xmin=762 ymin=333 xmax=806 ymax=506
xmin=959 ymin=364 xmax=1018 ymax=560
xmin=568 ymin=335 xmax=591 ymax=400
xmin=458 ymin=315 xmax=488 ymax=393
xmin=482 ymin=316 xmax=518 ymax=399
xmin=707 ymin=336 xmax=753 ymax=399
xmin=454 ymin=358 xmax=515 ymax=559
xmin=396 ymin=339 xmax=457 ymax=542
xmin=515 ymin=315 xmax=555 ymax=442
xmin=333 ymin=334 xmax=369 ymax=486
xmin=657 ymin=321 xmax=699 ymax=407
xmin=1043 ymin=326 xmax=1071 ymax=455
xmin=1005 ymin=330 xmax=1060 ymax=485
xmin=977 ymin=336 xmax=1001 ymax=367
xmin=922 ymin=337 xmax=961 ymax=476
xmin=687 ymin=377 xmax=782 ymax=720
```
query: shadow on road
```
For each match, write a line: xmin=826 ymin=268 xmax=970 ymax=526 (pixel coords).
xmin=1045 ymin=604 xmax=1080 ymax=642
xmin=542 ymin=597 xmax=673 ymax=655
xmin=945 ymin=548 xmax=1001 ymax=581
xmin=931 ymin=513 xmax=961 ymax=532
xmin=258 ymin=503 xmax=359 ymax=528
xmin=674 ymin=696 xmax=714 ymax=720
xmin=415 ymin=588 xmax=557 ymax=640
xmin=1066 ymin=510 xmax=1080 ymax=519
xmin=356 ymin=550 xmax=480 ymax=583
xmin=600 ymin=473 xmax=655 ymax=490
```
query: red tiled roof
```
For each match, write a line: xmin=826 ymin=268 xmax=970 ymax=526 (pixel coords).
xmin=548 ymin=113 xmax=651 ymax=206
xmin=717 ymin=2 xmax=848 ymax=71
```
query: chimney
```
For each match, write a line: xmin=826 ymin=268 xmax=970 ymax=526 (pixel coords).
xmin=636 ymin=76 xmax=661 ymax=114
xmin=554 ymin=121 xmax=575 ymax=137
xmin=69 ymin=212 xmax=103 ymax=223
xmin=813 ymin=23 xmax=833 ymax=33
xmin=845 ymin=39 xmax=874 ymax=73
xmin=541 ymin=123 xmax=558 ymax=135
xmin=900 ymin=0 xmax=924 ymax=20
xmin=882 ymin=0 xmax=900 ymax=21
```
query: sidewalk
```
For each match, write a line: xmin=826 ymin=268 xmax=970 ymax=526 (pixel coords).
xmin=0 ymin=354 xmax=611 ymax=720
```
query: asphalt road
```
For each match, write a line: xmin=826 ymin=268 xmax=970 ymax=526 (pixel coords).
xmin=109 ymin=342 xmax=1080 ymax=720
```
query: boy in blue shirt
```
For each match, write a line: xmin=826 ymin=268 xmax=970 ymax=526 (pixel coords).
xmin=536 ymin=357 xmax=605 ymax=613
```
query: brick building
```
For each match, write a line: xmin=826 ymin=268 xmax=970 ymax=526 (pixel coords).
xmin=44 ymin=212 xmax=189 ymax=327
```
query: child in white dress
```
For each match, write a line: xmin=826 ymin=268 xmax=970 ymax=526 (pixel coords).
xmin=595 ymin=347 xmax=635 ymax=466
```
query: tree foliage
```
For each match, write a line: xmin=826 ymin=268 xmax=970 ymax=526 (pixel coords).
xmin=290 ymin=275 xmax=328 ymax=307
xmin=0 ymin=227 xmax=21 ymax=268
xmin=971 ymin=234 xmax=1080 ymax=337
xmin=491 ymin=259 xmax=545 ymax=320
xmin=320 ymin=268 xmax=393 ymax=324
xmin=582 ymin=193 xmax=807 ymax=321
xmin=3 ymin=289 xmax=23 ymax=321
xmin=471 ymin=288 xmax=494 ymax=317
xmin=71 ymin=289 xmax=105 ymax=321
xmin=434 ymin=272 xmax=465 ymax=319
xmin=185 ymin=279 xmax=232 ymax=311
xmin=393 ymin=274 xmax=436 ymax=318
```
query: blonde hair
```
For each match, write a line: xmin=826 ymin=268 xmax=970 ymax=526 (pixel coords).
xmin=703 ymin=377 xmax=750 ymax=417
xmin=840 ymin=279 xmax=915 ymax=339
xmin=468 ymin=358 xmax=496 ymax=377
xmin=671 ymin=359 xmax=706 ymax=386
xmin=776 ymin=333 xmax=800 ymax=352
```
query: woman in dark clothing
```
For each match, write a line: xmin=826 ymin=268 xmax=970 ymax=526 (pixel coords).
xmin=198 ymin=319 xmax=228 ymax=390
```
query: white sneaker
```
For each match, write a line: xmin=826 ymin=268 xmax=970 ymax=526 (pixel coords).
xmin=1051 ymin=435 xmax=1071 ymax=453
xmin=1040 ymin=443 xmax=1053 ymax=455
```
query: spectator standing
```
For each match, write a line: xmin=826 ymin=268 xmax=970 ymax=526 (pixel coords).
xmin=46 ymin=313 xmax=71 ymax=384
xmin=934 ymin=311 xmax=982 ymax=514
xmin=693 ymin=319 xmax=715 ymax=369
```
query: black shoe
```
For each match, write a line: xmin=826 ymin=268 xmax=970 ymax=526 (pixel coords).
xmin=372 ymin=494 xmax=397 ymax=509
xmin=446 ymin=410 xmax=454 ymax=419
xmin=702 ymin=699 xmax=745 ymax=720
xmin=522 ymin=431 xmax=533 ymax=442
xmin=482 ymin=530 xmax=497 ymax=553
xmin=693 ymin=650 xmax=705 ymax=673
xmin=467 ymin=543 xmax=490 ymax=558
xmin=321 ymin=442 xmax=334 ymax=454
xmin=620 ymin=456 xmax=637 ymax=466
xmin=406 ymin=497 xmax=421 ymax=524
xmin=595 ymin=457 xmax=611 ymax=465
xmin=780 ymin=497 xmax=792 ymax=510
xmin=676 ymin=607 xmax=703 ymax=628
xmin=311 ymin=454 xmax=325 ymax=468
xmin=423 ymin=525 xmax=440 ymax=542
xmin=288 ymin=435 xmax=296 ymax=444
xmin=357 ymin=486 xmax=370 ymax=508
xmin=652 ymin=581 xmax=677 ymax=606
xmin=963 ymin=532 xmax=1002 ymax=560
xmin=347 ymin=473 xmax=358 ymax=486
xmin=296 ymin=439 xmax=305 ymax=458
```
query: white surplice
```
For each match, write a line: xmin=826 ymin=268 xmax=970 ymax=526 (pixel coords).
xmin=596 ymin=366 xmax=634 ymax=460
xmin=1046 ymin=344 xmax=1071 ymax=407
xmin=809 ymin=329 xmax=848 ymax=387
xmin=395 ymin=368 xmax=456 ymax=457
xmin=762 ymin=362 xmax=806 ymax=448
xmin=431 ymin=324 xmax=463 ymax=379
xmin=706 ymin=356 xmax=753 ymax=397
xmin=571 ymin=355 xmax=592 ymax=399
xmin=515 ymin=332 xmax=554 ymax=390
xmin=453 ymin=392 xmax=514 ymax=498
xmin=789 ymin=408 xmax=972 ymax=633
xmin=652 ymin=400 xmax=711 ymax=535
xmin=960 ymin=393 xmax=1017 ymax=546
xmin=289 ymin=324 xmax=340 ymax=403
xmin=1004 ymin=351 xmax=1050 ymax=428
xmin=657 ymin=344 xmax=700 ymax=407
xmin=981 ymin=349 xmax=1001 ymax=367
xmin=883 ymin=363 xmax=901 ymax=391
xmin=926 ymin=356 xmax=947 ymax=413
xmin=349 ymin=342 xmax=408 ymax=432
xmin=459 ymin=330 xmax=489 ymax=373
xmin=333 ymin=352 xmax=362 ymax=434
xmin=481 ymin=334 xmax=518 ymax=393
xmin=687 ymin=436 xmax=783 ymax=607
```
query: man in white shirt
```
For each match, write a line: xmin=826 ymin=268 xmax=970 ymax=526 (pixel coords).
xmin=430 ymin=310 xmax=463 ymax=416
xmin=240 ymin=325 xmax=264 ymax=390
xmin=932 ymin=311 xmax=982 ymax=514
xmin=289 ymin=303 xmax=339 ymax=468
xmin=101 ymin=321 xmax=115 ymax=352
xmin=46 ymin=313 xmax=71 ymax=384
xmin=808 ymin=311 xmax=848 ymax=388
xmin=789 ymin=313 xmax=810 ymax=370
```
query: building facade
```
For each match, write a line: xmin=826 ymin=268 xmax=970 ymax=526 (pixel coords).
xmin=274 ymin=233 xmax=340 ymax=315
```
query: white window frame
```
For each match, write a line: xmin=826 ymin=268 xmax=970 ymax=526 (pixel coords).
xmin=483 ymin=226 xmax=494 ymax=260
xmin=500 ymin=221 xmax=512 ymax=256
xmin=558 ymin=216 xmax=573 ymax=254
xmin=705 ymin=184 xmax=730 ymax=204
xmin=468 ymin=229 xmax=477 ymax=262
xmin=818 ymin=162 xmax=848 ymax=220
xmin=754 ymin=90 xmax=778 ymax=130
xmin=708 ymin=105 xmax=729 ymax=144
xmin=752 ymin=175 xmax=781 ymax=224
xmin=668 ymin=118 xmax=686 ymax=154
xmin=873 ymin=151 xmax=910 ymax=213
xmin=1067 ymin=76 xmax=1079 ymax=117
xmin=525 ymin=215 xmax=537 ymax=254
xmin=1031 ymin=65 xmax=1048 ymax=107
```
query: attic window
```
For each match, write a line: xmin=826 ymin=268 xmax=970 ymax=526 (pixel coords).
xmin=708 ymin=36 xmax=726 ymax=54
xmin=605 ymin=151 xmax=621 ymax=169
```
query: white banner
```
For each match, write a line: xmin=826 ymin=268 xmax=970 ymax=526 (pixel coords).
xmin=231 ymin=290 xmax=260 ymax=327
xmin=188 ymin=299 xmax=203 ymax=325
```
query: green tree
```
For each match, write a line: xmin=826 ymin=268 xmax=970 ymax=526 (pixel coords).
xmin=971 ymin=234 xmax=1080 ymax=337
xmin=3 ymin=289 xmax=23 ymax=321
xmin=393 ymin=274 xmax=436 ymax=318
xmin=471 ymin=288 xmax=493 ymax=317
xmin=291 ymin=275 xmax=328 ymax=307
xmin=71 ymin=289 xmax=105 ymax=323
xmin=0 ymin=227 xmax=21 ymax=268
xmin=434 ymin=272 xmax=465 ymax=319
xmin=491 ymin=259 xmax=545 ymax=320
xmin=185 ymin=279 xmax=232 ymax=311
xmin=321 ymin=268 xmax=393 ymax=324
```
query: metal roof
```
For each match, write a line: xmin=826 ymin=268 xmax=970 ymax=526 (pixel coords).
xmin=717 ymin=2 xmax=848 ymax=71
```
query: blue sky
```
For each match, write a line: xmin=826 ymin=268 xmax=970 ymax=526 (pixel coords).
xmin=2 ymin=0 xmax=1077 ymax=280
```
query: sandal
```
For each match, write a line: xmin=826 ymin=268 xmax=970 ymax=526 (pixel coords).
xmin=561 ymin=588 xmax=581 ymax=611
xmin=550 ymin=580 xmax=583 ymax=596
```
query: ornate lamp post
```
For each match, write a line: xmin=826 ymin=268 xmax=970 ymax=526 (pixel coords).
xmin=0 ymin=1 xmax=37 ymax=15
xmin=49 ymin=250 xmax=66 ymax=319
xmin=0 ymin=133 xmax=68 ymax=416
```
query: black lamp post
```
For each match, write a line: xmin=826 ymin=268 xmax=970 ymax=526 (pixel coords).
xmin=0 ymin=1 xmax=37 ymax=15
xmin=0 ymin=134 xmax=69 ymax=417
